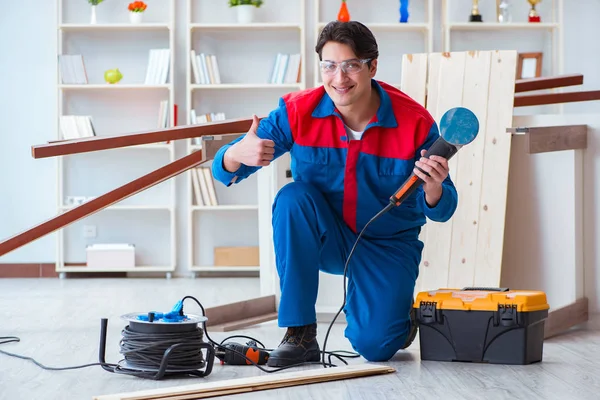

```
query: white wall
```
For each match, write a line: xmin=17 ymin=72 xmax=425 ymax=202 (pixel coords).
xmin=0 ymin=0 xmax=59 ymax=263
xmin=1 ymin=1 xmax=599 ymax=282
xmin=502 ymin=114 xmax=600 ymax=313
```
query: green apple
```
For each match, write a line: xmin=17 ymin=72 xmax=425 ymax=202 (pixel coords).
xmin=104 ymin=68 xmax=123 ymax=84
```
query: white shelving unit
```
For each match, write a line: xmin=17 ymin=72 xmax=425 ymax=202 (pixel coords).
xmin=56 ymin=0 xmax=176 ymax=278
xmin=48 ymin=1 xmax=565 ymax=283
xmin=442 ymin=0 xmax=563 ymax=77
xmin=185 ymin=0 xmax=307 ymax=276
xmin=313 ymin=0 xmax=435 ymax=88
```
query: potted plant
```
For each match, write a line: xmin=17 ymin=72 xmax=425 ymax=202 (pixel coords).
xmin=88 ymin=0 xmax=104 ymax=24
xmin=228 ymin=0 xmax=263 ymax=24
xmin=128 ymin=1 xmax=147 ymax=24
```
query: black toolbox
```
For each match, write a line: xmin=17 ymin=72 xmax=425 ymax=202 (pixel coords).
xmin=414 ymin=287 xmax=549 ymax=365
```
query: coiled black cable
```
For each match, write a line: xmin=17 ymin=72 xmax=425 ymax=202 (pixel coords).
xmin=118 ymin=326 xmax=206 ymax=372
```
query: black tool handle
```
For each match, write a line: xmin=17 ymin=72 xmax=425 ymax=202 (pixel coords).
xmin=389 ymin=138 xmax=458 ymax=207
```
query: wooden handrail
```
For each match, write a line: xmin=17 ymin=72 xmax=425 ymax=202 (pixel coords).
xmin=28 ymin=74 xmax=591 ymax=158
xmin=32 ymin=116 xmax=262 ymax=159
xmin=514 ymin=90 xmax=600 ymax=107
xmin=0 ymin=149 xmax=209 ymax=257
xmin=515 ymin=74 xmax=584 ymax=93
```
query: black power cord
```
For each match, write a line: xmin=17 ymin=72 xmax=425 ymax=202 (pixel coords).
xmin=179 ymin=296 xmax=359 ymax=373
xmin=320 ymin=202 xmax=394 ymax=367
xmin=0 ymin=295 xmax=360 ymax=378
xmin=0 ymin=336 xmax=118 ymax=371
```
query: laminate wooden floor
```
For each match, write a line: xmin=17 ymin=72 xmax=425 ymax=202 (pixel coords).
xmin=1 ymin=278 xmax=599 ymax=400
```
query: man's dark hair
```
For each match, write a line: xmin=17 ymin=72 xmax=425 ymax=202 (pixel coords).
xmin=315 ymin=21 xmax=379 ymax=63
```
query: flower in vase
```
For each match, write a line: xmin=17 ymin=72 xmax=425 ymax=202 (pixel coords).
xmin=128 ymin=1 xmax=147 ymax=12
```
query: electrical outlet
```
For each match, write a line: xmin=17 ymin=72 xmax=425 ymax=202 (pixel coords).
xmin=83 ymin=225 xmax=97 ymax=238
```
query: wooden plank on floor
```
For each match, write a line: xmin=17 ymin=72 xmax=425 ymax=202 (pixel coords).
xmin=400 ymin=53 xmax=428 ymax=107
xmin=446 ymin=51 xmax=492 ymax=288
xmin=92 ymin=364 xmax=396 ymax=400
xmin=418 ymin=51 xmax=466 ymax=291
xmin=473 ymin=50 xmax=518 ymax=287
xmin=545 ymin=297 xmax=589 ymax=339
xmin=204 ymin=295 xmax=277 ymax=332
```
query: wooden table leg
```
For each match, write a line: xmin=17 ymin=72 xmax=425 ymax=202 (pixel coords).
xmin=0 ymin=150 xmax=209 ymax=257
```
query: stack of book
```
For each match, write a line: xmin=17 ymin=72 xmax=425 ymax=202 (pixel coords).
xmin=191 ymin=167 xmax=218 ymax=206
xmin=190 ymin=50 xmax=221 ymax=84
xmin=58 ymin=54 xmax=88 ymax=84
xmin=270 ymin=53 xmax=301 ymax=84
xmin=145 ymin=48 xmax=171 ymax=85
xmin=59 ymin=115 xmax=95 ymax=139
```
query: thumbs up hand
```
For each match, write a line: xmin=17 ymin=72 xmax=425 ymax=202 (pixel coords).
xmin=223 ymin=115 xmax=276 ymax=172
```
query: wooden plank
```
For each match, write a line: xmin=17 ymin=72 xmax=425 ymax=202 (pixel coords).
xmin=418 ymin=51 xmax=466 ymax=291
xmin=204 ymin=295 xmax=276 ymax=331
xmin=414 ymin=52 xmax=440 ymax=295
xmin=424 ymin=52 xmax=442 ymax=120
xmin=32 ymin=117 xmax=258 ymax=159
xmin=473 ymin=50 xmax=517 ymax=287
xmin=514 ymin=74 xmax=583 ymax=93
xmin=446 ymin=51 xmax=492 ymax=288
xmin=92 ymin=364 xmax=396 ymax=400
xmin=507 ymin=124 xmax=589 ymax=154
xmin=209 ymin=312 xmax=279 ymax=332
xmin=400 ymin=53 xmax=428 ymax=106
xmin=526 ymin=125 xmax=588 ymax=153
xmin=400 ymin=53 xmax=429 ymax=294
xmin=0 ymin=150 xmax=207 ymax=257
xmin=545 ymin=298 xmax=589 ymax=339
xmin=514 ymin=90 xmax=600 ymax=107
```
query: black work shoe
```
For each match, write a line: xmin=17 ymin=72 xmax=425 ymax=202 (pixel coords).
xmin=266 ymin=323 xmax=321 ymax=367
xmin=401 ymin=303 xmax=418 ymax=349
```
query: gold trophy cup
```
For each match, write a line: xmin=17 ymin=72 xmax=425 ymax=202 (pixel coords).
xmin=469 ymin=0 xmax=483 ymax=22
xmin=527 ymin=0 xmax=541 ymax=22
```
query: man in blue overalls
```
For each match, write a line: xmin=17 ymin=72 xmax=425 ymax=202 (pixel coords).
xmin=212 ymin=21 xmax=457 ymax=367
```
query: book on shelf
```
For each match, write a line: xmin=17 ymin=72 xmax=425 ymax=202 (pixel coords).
xmin=58 ymin=54 xmax=88 ymax=84
xmin=191 ymin=166 xmax=218 ymax=206
xmin=190 ymin=50 xmax=221 ymax=84
xmin=270 ymin=53 xmax=301 ymax=84
xmin=158 ymin=100 xmax=169 ymax=129
xmin=145 ymin=48 xmax=170 ymax=85
xmin=190 ymin=111 xmax=226 ymax=145
xmin=157 ymin=100 xmax=177 ymax=144
xmin=60 ymin=115 xmax=95 ymax=139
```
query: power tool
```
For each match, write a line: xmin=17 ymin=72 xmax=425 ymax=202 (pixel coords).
xmin=215 ymin=340 xmax=270 ymax=365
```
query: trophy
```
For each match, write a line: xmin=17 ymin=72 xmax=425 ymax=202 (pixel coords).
xmin=469 ymin=0 xmax=483 ymax=22
xmin=497 ymin=0 xmax=512 ymax=23
xmin=527 ymin=0 xmax=541 ymax=22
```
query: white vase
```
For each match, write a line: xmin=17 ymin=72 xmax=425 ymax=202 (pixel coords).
xmin=129 ymin=12 xmax=143 ymax=24
xmin=90 ymin=6 xmax=97 ymax=24
xmin=236 ymin=5 xmax=255 ymax=24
